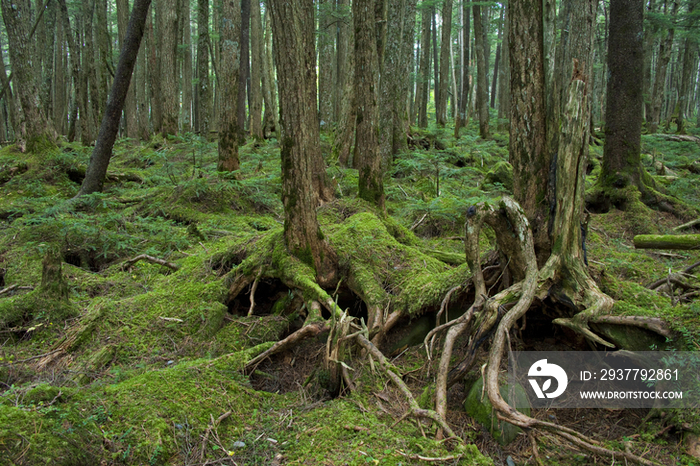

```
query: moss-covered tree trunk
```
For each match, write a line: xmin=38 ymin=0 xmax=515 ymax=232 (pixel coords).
xmin=1 ymin=0 xmax=56 ymax=151
xmin=217 ymin=0 xmax=241 ymax=172
xmin=270 ymin=0 xmax=337 ymax=287
xmin=353 ymin=0 xmax=385 ymax=211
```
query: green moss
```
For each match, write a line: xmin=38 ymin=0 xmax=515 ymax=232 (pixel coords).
xmin=464 ymin=377 xmax=530 ymax=445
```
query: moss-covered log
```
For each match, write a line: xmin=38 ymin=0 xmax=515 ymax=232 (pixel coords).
xmin=634 ymin=234 xmax=700 ymax=250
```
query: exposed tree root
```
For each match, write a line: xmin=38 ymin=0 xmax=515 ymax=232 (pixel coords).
xmin=120 ymin=254 xmax=180 ymax=271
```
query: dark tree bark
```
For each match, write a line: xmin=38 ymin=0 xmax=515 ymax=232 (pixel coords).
xmin=137 ymin=15 xmax=150 ymax=140
xmin=396 ymin=0 xmax=416 ymax=151
xmin=379 ymin=0 xmax=405 ymax=167
xmin=181 ymin=0 xmax=193 ymax=133
xmin=431 ymin=8 xmax=439 ymax=124
xmin=117 ymin=0 xmax=138 ymax=140
xmin=490 ymin=5 xmax=504 ymax=109
xmin=78 ymin=0 xmax=152 ymax=196
xmin=497 ymin=3 xmax=510 ymax=130
xmin=217 ymin=0 xmax=241 ymax=172
xmin=269 ymin=0 xmax=337 ymax=287
xmin=509 ymin=0 xmax=549 ymax=262
xmin=354 ymin=0 xmax=385 ymax=211
xmin=647 ymin=0 xmax=679 ymax=134
xmin=455 ymin=0 xmax=469 ymax=136
xmin=261 ymin=6 xmax=277 ymax=138
xmin=436 ymin=0 xmax=452 ymax=126
xmin=195 ymin=0 xmax=211 ymax=136
xmin=318 ymin=0 xmax=335 ymax=129
xmin=1 ymin=0 xmax=55 ymax=150
xmin=149 ymin=6 xmax=162 ymax=134
xmin=332 ymin=0 xmax=354 ymax=167
xmin=599 ymin=0 xmax=645 ymax=194
xmin=473 ymin=4 xmax=490 ymax=139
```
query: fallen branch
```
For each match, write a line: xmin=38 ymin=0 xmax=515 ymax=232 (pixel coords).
xmin=120 ymin=254 xmax=180 ymax=271
xmin=0 ymin=284 xmax=34 ymax=297
xmin=633 ymin=234 xmax=700 ymax=250
xmin=199 ymin=410 xmax=232 ymax=462
xmin=673 ymin=218 xmax=700 ymax=232
xmin=396 ymin=451 xmax=462 ymax=463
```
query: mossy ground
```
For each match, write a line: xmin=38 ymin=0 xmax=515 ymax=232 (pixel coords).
xmin=0 ymin=117 xmax=699 ymax=465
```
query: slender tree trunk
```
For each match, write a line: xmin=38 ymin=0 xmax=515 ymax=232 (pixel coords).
xmin=375 ymin=0 xmax=388 ymax=67
xmin=79 ymin=0 xmax=153 ymax=196
xmin=318 ymin=0 xmax=335 ymax=129
xmin=39 ymin=0 xmax=56 ymax=123
xmin=136 ymin=21 xmax=150 ymax=140
xmin=354 ymin=0 xmax=384 ymax=211
xmin=431 ymin=8 xmax=439 ymax=124
xmin=95 ymin=0 xmax=111 ymax=124
xmin=269 ymin=0 xmax=337 ymax=287
xmin=648 ymin=0 xmax=679 ymax=133
xmin=397 ymin=0 xmax=416 ymax=151
xmin=509 ymin=0 xmax=548 ymax=262
xmin=85 ymin=0 xmax=102 ymax=136
xmin=379 ymin=0 xmax=404 ymax=167
xmin=150 ymin=6 xmax=162 ymax=134
xmin=195 ymin=0 xmax=211 ymax=136
xmin=436 ymin=0 xmax=452 ymax=126
xmin=677 ymin=0 xmax=698 ymax=136
xmin=181 ymin=0 xmax=193 ymax=133
xmin=218 ymin=0 xmax=241 ymax=172
xmin=417 ymin=4 xmax=431 ymax=128
xmin=473 ymin=4 xmax=489 ymax=139
xmin=249 ymin=0 xmax=263 ymax=139
xmin=261 ymin=6 xmax=277 ymax=138
xmin=53 ymin=21 xmax=66 ymax=135
xmin=333 ymin=0 xmax=354 ymax=166
xmin=0 ymin=34 xmax=18 ymax=138
xmin=455 ymin=0 xmax=469 ymax=136
xmin=497 ymin=4 xmax=509 ymax=130
xmin=159 ymin=0 xmax=178 ymax=136
xmin=490 ymin=5 xmax=504 ymax=109
xmin=238 ymin=0 xmax=250 ymax=136
xmin=2 ymin=0 xmax=55 ymax=150
xmin=117 ymin=0 xmax=139 ymax=140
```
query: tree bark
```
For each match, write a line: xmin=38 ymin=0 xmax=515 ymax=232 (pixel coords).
xmin=436 ymin=0 xmax=452 ymax=126
xmin=249 ymin=0 xmax=263 ymax=139
xmin=181 ymin=0 xmax=193 ymax=133
xmin=333 ymin=0 xmax=354 ymax=167
xmin=95 ymin=0 xmax=111 ymax=126
xmin=137 ymin=14 xmax=150 ymax=140
xmin=261 ymin=6 xmax=277 ymax=138
xmin=1 ymin=0 xmax=55 ymax=150
xmin=78 ymin=0 xmax=153 ymax=196
xmin=417 ymin=4 xmax=430 ymax=128
xmin=269 ymin=0 xmax=337 ymax=287
xmin=159 ymin=0 xmax=178 ymax=136
xmin=497 ymin=3 xmax=509 ymax=130
xmin=149 ymin=5 xmax=162 ymax=134
xmin=600 ymin=0 xmax=645 ymax=192
xmin=217 ymin=0 xmax=241 ymax=172
xmin=117 ymin=0 xmax=138 ymax=140
xmin=354 ymin=0 xmax=385 ymax=211
xmin=677 ymin=30 xmax=698 ymax=135
xmin=490 ymin=5 xmax=504 ymax=109
xmin=318 ymin=0 xmax=334 ymax=129
xmin=509 ymin=0 xmax=549 ymax=262
xmin=379 ymin=0 xmax=405 ymax=167
xmin=195 ymin=0 xmax=211 ymax=136
xmin=455 ymin=0 xmax=469 ymax=136
xmin=238 ymin=0 xmax=250 ymax=136
xmin=634 ymin=234 xmax=700 ymax=250
xmin=473 ymin=4 xmax=490 ymax=139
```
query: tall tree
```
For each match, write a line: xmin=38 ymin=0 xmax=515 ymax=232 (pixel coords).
xmin=379 ymin=0 xmax=406 ymax=167
xmin=249 ymin=0 xmax=263 ymax=139
xmin=675 ymin=0 xmax=699 ymax=134
xmin=318 ymin=0 xmax=335 ymax=128
xmin=269 ymin=0 xmax=337 ymax=287
xmin=598 ymin=0 xmax=645 ymax=199
xmin=158 ymin=0 xmax=179 ymax=136
xmin=218 ymin=0 xmax=241 ymax=172
xmin=118 ymin=0 xmax=139 ymax=140
xmin=195 ymin=0 xmax=211 ymax=136
xmin=332 ymin=0 xmax=355 ymax=166
xmin=509 ymin=0 xmax=548 ymax=261
xmin=354 ymin=0 xmax=385 ymax=210
xmin=455 ymin=0 xmax=470 ymax=136
xmin=2 ymin=0 xmax=56 ymax=150
xmin=181 ymin=0 xmax=193 ymax=133
xmin=416 ymin=3 xmax=431 ymax=128
xmin=647 ymin=0 xmax=679 ymax=133
xmin=436 ymin=0 xmax=452 ymax=126
xmin=473 ymin=3 xmax=490 ymax=139
xmin=238 ymin=0 xmax=251 ymax=135
xmin=261 ymin=6 xmax=277 ymax=138
xmin=78 ymin=0 xmax=153 ymax=196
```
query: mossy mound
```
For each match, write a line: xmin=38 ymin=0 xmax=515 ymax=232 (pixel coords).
xmin=464 ymin=377 xmax=530 ymax=445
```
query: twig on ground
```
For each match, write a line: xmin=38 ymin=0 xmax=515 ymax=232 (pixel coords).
xmin=199 ymin=411 xmax=232 ymax=462
xmin=121 ymin=254 xmax=179 ymax=271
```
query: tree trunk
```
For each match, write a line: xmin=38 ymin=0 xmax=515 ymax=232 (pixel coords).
xmin=634 ymin=234 xmax=700 ymax=250
xmin=431 ymin=8 xmax=439 ymax=125
xmin=1 ymin=0 xmax=55 ymax=150
xmin=417 ymin=4 xmax=430 ymax=128
xmin=0 ymin=34 xmax=18 ymax=139
xmin=238 ymin=0 xmax=250 ymax=136
xmin=78 ymin=0 xmax=153 ymax=196
xmin=95 ymin=0 xmax=111 ymax=125
xmin=333 ymin=0 xmax=354 ymax=167
xmin=39 ymin=0 xmax=56 ymax=125
xmin=509 ymin=0 xmax=549 ymax=263
xmin=84 ymin=0 xmax=101 ymax=139
xmin=249 ymin=0 xmax=263 ymax=139
xmin=397 ymin=0 xmax=416 ymax=152
xmin=599 ymin=0 xmax=645 ymax=193
xmin=648 ymin=0 xmax=679 ymax=133
xmin=181 ymin=0 xmax=193 ymax=133
xmin=269 ymin=0 xmax=337 ymax=287
xmin=149 ymin=6 xmax=162 ymax=134
xmin=490 ymin=5 xmax=504 ymax=109
xmin=379 ymin=0 xmax=404 ymax=168
xmin=261 ymin=7 xmax=277 ymax=138
xmin=436 ymin=0 xmax=452 ymax=126
xmin=117 ymin=0 xmax=138 ymax=140
xmin=354 ymin=0 xmax=385 ymax=211
xmin=217 ymin=0 xmax=241 ymax=172
xmin=455 ymin=0 xmax=469 ymax=136
xmin=195 ymin=0 xmax=211 ymax=136
xmin=677 ymin=34 xmax=698 ymax=134
xmin=497 ymin=4 xmax=509 ymax=130
xmin=159 ymin=0 xmax=178 ymax=136
xmin=318 ymin=0 xmax=334 ymax=129
xmin=473 ymin=4 xmax=490 ymax=139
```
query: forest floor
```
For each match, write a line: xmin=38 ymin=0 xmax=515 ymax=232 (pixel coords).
xmin=0 ymin=118 xmax=699 ymax=465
